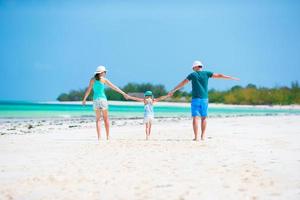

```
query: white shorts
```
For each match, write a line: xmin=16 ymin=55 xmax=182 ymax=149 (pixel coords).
xmin=144 ymin=116 xmax=154 ymax=124
xmin=93 ymin=99 xmax=108 ymax=110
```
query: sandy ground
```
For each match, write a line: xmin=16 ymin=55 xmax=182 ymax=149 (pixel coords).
xmin=0 ymin=116 xmax=300 ymax=200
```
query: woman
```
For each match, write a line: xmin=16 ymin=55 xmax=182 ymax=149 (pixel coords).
xmin=82 ymin=65 xmax=128 ymax=140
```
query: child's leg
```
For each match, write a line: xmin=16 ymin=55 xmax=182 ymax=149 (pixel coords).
xmin=145 ymin=122 xmax=150 ymax=140
xmin=148 ymin=122 xmax=152 ymax=136
xmin=145 ymin=122 xmax=148 ymax=135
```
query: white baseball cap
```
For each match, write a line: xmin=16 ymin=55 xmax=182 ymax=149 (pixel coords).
xmin=192 ymin=60 xmax=203 ymax=68
xmin=94 ymin=65 xmax=107 ymax=74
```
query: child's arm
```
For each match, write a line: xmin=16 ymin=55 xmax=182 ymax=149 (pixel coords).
xmin=154 ymin=95 xmax=169 ymax=103
xmin=127 ymin=95 xmax=144 ymax=102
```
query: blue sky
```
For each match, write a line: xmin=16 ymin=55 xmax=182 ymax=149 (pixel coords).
xmin=0 ymin=0 xmax=300 ymax=101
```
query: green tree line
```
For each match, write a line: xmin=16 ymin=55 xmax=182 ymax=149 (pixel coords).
xmin=57 ymin=81 xmax=300 ymax=105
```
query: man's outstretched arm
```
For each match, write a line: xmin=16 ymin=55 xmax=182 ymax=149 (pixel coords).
xmin=212 ymin=73 xmax=239 ymax=81
xmin=168 ymin=79 xmax=190 ymax=96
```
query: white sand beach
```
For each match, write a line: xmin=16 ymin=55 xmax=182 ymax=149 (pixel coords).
xmin=1 ymin=115 xmax=300 ymax=200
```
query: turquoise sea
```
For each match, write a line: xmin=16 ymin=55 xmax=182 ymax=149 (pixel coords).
xmin=0 ymin=101 xmax=299 ymax=119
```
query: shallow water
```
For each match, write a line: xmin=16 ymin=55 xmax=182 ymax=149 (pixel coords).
xmin=0 ymin=101 xmax=299 ymax=119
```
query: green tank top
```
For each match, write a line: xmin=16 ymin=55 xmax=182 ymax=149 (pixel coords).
xmin=93 ymin=79 xmax=107 ymax=100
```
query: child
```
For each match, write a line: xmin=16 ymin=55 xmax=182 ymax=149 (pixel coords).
xmin=127 ymin=91 xmax=169 ymax=140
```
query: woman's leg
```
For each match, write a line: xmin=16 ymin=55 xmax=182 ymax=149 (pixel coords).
xmin=102 ymin=109 xmax=110 ymax=140
xmin=95 ymin=109 xmax=102 ymax=140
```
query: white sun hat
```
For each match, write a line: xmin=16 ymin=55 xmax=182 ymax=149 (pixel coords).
xmin=94 ymin=65 xmax=107 ymax=74
xmin=192 ymin=60 xmax=203 ymax=68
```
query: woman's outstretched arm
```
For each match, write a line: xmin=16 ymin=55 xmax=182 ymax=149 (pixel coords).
xmin=103 ymin=78 xmax=129 ymax=99
xmin=82 ymin=79 xmax=94 ymax=105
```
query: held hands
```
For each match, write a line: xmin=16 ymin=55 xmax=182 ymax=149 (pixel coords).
xmin=167 ymin=91 xmax=175 ymax=97
xmin=123 ymin=93 xmax=130 ymax=100
xmin=123 ymin=93 xmax=141 ymax=101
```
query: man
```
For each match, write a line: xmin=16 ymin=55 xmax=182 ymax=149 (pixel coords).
xmin=168 ymin=60 xmax=239 ymax=141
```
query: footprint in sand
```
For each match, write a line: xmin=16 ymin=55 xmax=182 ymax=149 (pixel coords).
xmin=242 ymin=177 xmax=250 ymax=183
xmin=5 ymin=194 xmax=14 ymax=200
xmin=155 ymin=184 xmax=173 ymax=188
xmin=270 ymin=192 xmax=281 ymax=196
xmin=269 ymin=160 xmax=277 ymax=164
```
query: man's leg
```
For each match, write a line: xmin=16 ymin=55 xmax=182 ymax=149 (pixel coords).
xmin=201 ymin=117 xmax=207 ymax=140
xmin=199 ymin=99 xmax=208 ymax=140
xmin=193 ymin=116 xmax=199 ymax=141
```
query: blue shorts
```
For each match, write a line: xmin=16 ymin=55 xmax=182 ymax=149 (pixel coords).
xmin=191 ymin=98 xmax=209 ymax=117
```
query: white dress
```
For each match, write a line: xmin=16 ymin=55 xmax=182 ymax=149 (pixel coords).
xmin=144 ymin=98 xmax=154 ymax=123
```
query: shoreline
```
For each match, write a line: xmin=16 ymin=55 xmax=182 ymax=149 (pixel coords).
xmin=40 ymin=100 xmax=300 ymax=110
xmin=1 ymin=101 xmax=300 ymax=123
xmin=1 ymin=113 xmax=299 ymax=136
xmin=0 ymin=111 xmax=299 ymax=121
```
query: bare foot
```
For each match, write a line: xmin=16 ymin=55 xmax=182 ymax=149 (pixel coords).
xmin=193 ymin=138 xmax=199 ymax=141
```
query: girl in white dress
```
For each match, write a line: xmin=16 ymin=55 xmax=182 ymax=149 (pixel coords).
xmin=128 ymin=91 xmax=169 ymax=140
